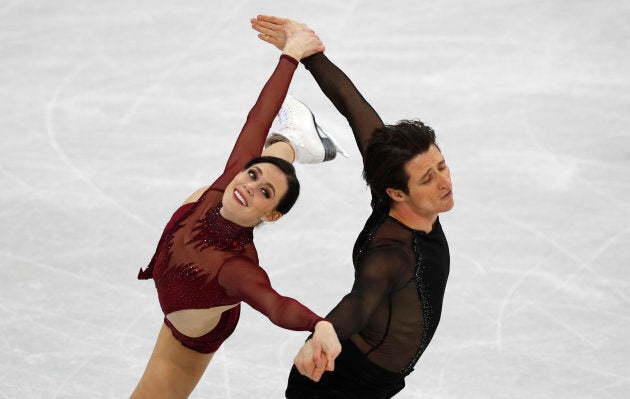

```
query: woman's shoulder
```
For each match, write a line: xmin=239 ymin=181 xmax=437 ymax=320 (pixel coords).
xmin=183 ymin=185 xmax=211 ymax=205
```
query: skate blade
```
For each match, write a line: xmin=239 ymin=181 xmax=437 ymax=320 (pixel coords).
xmin=315 ymin=121 xmax=349 ymax=158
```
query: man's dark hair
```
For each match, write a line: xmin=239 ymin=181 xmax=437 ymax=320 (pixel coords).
xmin=363 ymin=119 xmax=438 ymax=205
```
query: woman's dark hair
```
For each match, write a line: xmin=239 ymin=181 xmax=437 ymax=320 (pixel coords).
xmin=243 ymin=156 xmax=300 ymax=215
xmin=363 ymin=119 xmax=438 ymax=205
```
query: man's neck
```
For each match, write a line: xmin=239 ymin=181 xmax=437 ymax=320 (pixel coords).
xmin=388 ymin=204 xmax=437 ymax=233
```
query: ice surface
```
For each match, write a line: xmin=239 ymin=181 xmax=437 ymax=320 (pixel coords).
xmin=1 ymin=1 xmax=629 ymax=398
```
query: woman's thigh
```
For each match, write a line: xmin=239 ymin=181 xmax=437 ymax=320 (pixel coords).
xmin=131 ymin=323 xmax=215 ymax=399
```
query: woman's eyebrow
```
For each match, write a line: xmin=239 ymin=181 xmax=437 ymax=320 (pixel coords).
xmin=252 ymin=166 xmax=276 ymax=196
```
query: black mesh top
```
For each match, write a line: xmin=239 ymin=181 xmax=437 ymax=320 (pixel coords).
xmin=302 ymin=53 xmax=450 ymax=375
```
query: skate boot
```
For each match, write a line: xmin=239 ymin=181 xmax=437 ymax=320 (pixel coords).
xmin=266 ymin=95 xmax=348 ymax=164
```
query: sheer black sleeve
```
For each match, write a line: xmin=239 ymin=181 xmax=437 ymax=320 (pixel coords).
xmin=301 ymin=52 xmax=384 ymax=156
xmin=324 ymin=246 xmax=411 ymax=340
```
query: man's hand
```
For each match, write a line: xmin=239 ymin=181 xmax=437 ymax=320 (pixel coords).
xmin=293 ymin=339 xmax=329 ymax=382
xmin=281 ymin=28 xmax=324 ymax=61
xmin=293 ymin=320 xmax=341 ymax=382
xmin=251 ymin=15 xmax=313 ymax=51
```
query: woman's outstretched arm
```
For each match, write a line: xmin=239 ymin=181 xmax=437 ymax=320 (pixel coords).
xmin=211 ymin=28 xmax=324 ymax=191
xmin=252 ymin=15 xmax=384 ymax=157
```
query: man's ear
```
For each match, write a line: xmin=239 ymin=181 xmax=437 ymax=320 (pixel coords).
xmin=386 ymin=187 xmax=406 ymax=203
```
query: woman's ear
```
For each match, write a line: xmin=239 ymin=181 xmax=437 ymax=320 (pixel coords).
xmin=264 ymin=210 xmax=282 ymax=223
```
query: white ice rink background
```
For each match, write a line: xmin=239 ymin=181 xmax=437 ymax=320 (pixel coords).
xmin=1 ymin=1 xmax=629 ymax=398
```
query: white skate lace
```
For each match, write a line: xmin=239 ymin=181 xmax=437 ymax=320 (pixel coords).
xmin=276 ymin=105 xmax=295 ymax=131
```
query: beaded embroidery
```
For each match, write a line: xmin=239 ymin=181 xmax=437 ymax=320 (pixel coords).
xmin=352 ymin=198 xmax=448 ymax=376
xmin=186 ymin=203 xmax=253 ymax=252
xmin=402 ymin=233 xmax=433 ymax=376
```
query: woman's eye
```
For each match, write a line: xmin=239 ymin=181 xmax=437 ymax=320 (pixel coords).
xmin=261 ymin=188 xmax=270 ymax=199
xmin=248 ymin=170 xmax=256 ymax=179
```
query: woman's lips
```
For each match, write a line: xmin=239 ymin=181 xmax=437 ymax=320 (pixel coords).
xmin=234 ymin=189 xmax=248 ymax=206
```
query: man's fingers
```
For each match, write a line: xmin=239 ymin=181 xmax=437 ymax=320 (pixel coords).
xmin=325 ymin=353 xmax=335 ymax=372
xmin=251 ymin=20 xmax=281 ymax=35
xmin=311 ymin=364 xmax=326 ymax=382
xmin=254 ymin=16 xmax=285 ymax=31
xmin=254 ymin=20 xmax=281 ymax=32
xmin=251 ymin=24 xmax=265 ymax=35
xmin=257 ymin=15 xmax=288 ymax=24
xmin=256 ymin=34 xmax=277 ymax=45
xmin=253 ymin=24 xmax=277 ymax=37
xmin=296 ymin=358 xmax=315 ymax=378
xmin=311 ymin=340 xmax=323 ymax=368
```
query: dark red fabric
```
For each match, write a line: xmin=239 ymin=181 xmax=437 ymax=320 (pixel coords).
xmin=163 ymin=305 xmax=241 ymax=354
xmin=138 ymin=55 xmax=324 ymax=353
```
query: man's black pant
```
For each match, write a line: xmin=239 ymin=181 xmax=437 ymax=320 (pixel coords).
xmin=285 ymin=340 xmax=406 ymax=399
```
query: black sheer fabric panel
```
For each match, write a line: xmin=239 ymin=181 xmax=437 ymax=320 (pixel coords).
xmin=302 ymin=52 xmax=450 ymax=374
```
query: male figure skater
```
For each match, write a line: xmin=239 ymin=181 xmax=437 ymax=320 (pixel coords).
xmin=252 ymin=15 xmax=454 ymax=399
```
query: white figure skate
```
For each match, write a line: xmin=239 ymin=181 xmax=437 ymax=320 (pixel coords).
xmin=267 ymin=95 xmax=349 ymax=164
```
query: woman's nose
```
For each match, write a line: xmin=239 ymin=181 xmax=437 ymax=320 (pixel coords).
xmin=243 ymin=184 xmax=253 ymax=196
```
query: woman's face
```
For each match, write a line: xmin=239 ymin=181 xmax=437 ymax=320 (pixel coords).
xmin=221 ymin=162 xmax=288 ymax=226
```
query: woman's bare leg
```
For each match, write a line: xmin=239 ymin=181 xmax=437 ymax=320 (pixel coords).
xmin=262 ymin=141 xmax=295 ymax=163
xmin=131 ymin=323 xmax=215 ymax=399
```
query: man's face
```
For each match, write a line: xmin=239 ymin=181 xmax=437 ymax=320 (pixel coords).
xmin=401 ymin=144 xmax=454 ymax=218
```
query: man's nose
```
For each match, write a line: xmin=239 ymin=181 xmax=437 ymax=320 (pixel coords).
xmin=437 ymin=173 xmax=451 ymax=189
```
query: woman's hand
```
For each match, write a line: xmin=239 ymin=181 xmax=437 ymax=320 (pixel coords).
xmin=294 ymin=320 xmax=341 ymax=381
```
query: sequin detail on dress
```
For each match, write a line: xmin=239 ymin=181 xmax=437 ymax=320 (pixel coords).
xmin=137 ymin=55 xmax=326 ymax=354
xmin=186 ymin=203 xmax=253 ymax=252
xmin=176 ymin=263 xmax=202 ymax=280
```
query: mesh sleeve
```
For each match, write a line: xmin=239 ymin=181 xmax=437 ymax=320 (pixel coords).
xmin=325 ymin=247 xmax=409 ymax=340
xmin=218 ymin=256 xmax=324 ymax=332
xmin=301 ymin=52 xmax=384 ymax=156
xmin=210 ymin=54 xmax=299 ymax=191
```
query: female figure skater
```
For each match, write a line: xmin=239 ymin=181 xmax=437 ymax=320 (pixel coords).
xmin=131 ymin=28 xmax=341 ymax=399
xmin=252 ymin=16 xmax=454 ymax=399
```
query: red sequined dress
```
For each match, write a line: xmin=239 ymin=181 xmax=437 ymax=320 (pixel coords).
xmin=138 ymin=55 xmax=325 ymax=353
